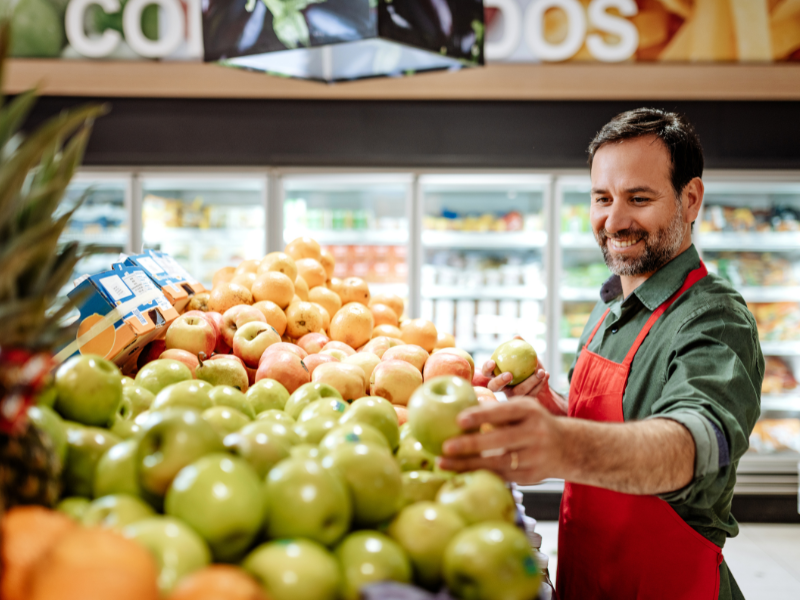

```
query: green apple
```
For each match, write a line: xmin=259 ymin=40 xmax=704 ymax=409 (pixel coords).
xmin=263 ymin=457 xmax=351 ymax=546
xmin=202 ymin=406 xmax=251 ymax=439
xmin=27 ymin=405 xmax=67 ymax=465
xmin=284 ymin=382 xmax=343 ymax=420
xmin=246 ymin=379 xmax=290 ymax=413
xmin=338 ymin=396 xmax=400 ymax=451
xmin=135 ymin=408 xmax=225 ymax=499
xmin=407 ymin=376 xmax=479 ymax=456
xmin=122 ymin=376 xmax=135 ymax=387
xmin=395 ymin=435 xmax=435 ymax=472
xmin=122 ymin=516 xmax=211 ymax=595
xmin=400 ymin=470 xmax=450 ymax=506
xmin=64 ymin=425 xmax=120 ymax=497
xmin=318 ymin=422 xmax=390 ymax=455
xmin=209 ymin=385 xmax=256 ymax=419
xmin=290 ymin=443 xmax=321 ymax=460
xmin=399 ymin=422 xmax=412 ymax=441
xmin=110 ymin=418 xmax=141 ymax=440
xmin=223 ymin=427 xmax=291 ymax=478
xmin=82 ymin=493 xmax=155 ymax=531
xmin=335 ymin=530 xmax=411 ymax=600
xmin=256 ymin=409 xmax=295 ymax=426
xmin=94 ymin=439 xmax=142 ymax=498
xmin=195 ymin=357 xmax=248 ymax=391
xmin=165 ymin=453 xmax=264 ymax=562
xmin=55 ymin=354 xmax=123 ymax=427
xmin=436 ymin=469 xmax=516 ymax=525
xmin=115 ymin=384 xmax=155 ymax=421
xmin=387 ymin=501 xmax=465 ymax=589
xmin=151 ymin=380 xmax=214 ymax=411
xmin=297 ymin=397 xmax=349 ymax=423
xmin=240 ymin=419 xmax=300 ymax=448
xmin=491 ymin=338 xmax=538 ymax=385
xmin=443 ymin=521 xmax=542 ymax=600
xmin=294 ymin=416 xmax=338 ymax=445
xmin=35 ymin=384 xmax=58 ymax=409
xmin=57 ymin=496 xmax=90 ymax=521
xmin=243 ymin=539 xmax=340 ymax=600
xmin=135 ymin=359 xmax=193 ymax=395
xmin=322 ymin=442 xmax=402 ymax=526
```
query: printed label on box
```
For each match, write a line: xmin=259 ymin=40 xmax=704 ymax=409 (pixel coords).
xmin=131 ymin=308 xmax=147 ymax=326
xmin=138 ymin=256 xmax=166 ymax=276
xmin=99 ymin=275 xmax=132 ymax=302
xmin=122 ymin=271 xmax=157 ymax=297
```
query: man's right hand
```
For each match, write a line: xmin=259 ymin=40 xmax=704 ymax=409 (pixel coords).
xmin=480 ymin=359 xmax=568 ymax=416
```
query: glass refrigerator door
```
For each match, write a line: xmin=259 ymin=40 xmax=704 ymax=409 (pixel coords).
xmin=419 ymin=175 xmax=549 ymax=369
xmin=283 ymin=174 xmax=412 ymax=303
xmin=556 ymin=177 xmax=610 ymax=393
xmin=699 ymin=179 xmax=800 ymax=416
xmin=141 ymin=176 xmax=266 ymax=287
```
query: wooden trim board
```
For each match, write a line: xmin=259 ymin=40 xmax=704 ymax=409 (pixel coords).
xmin=6 ymin=60 xmax=800 ymax=100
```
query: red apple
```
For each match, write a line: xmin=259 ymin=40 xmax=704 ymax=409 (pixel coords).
xmin=359 ymin=337 xmax=393 ymax=358
xmin=382 ymin=344 xmax=429 ymax=372
xmin=255 ymin=351 xmax=310 ymax=394
xmin=184 ymin=309 xmax=219 ymax=338
xmin=222 ymin=305 xmax=266 ymax=347
xmin=394 ymin=405 xmax=408 ymax=426
xmin=472 ymin=373 xmax=491 ymax=387
xmin=311 ymin=362 xmax=366 ymax=401
xmin=233 ymin=321 xmax=281 ymax=368
xmin=246 ymin=365 xmax=257 ymax=386
xmin=434 ymin=347 xmax=476 ymax=380
xmin=137 ymin=339 xmax=166 ymax=369
xmin=210 ymin=354 xmax=245 ymax=369
xmin=320 ymin=348 xmax=349 ymax=361
xmin=166 ymin=314 xmax=217 ymax=357
xmin=160 ymin=349 xmax=200 ymax=376
xmin=370 ymin=359 xmax=423 ymax=406
xmin=423 ymin=352 xmax=472 ymax=382
xmin=474 ymin=386 xmax=498 ymax=403
xmin=321 ymin=341 xmax=355 ymax=356
xmin=259 ymin=342 xmax=308 ymax=366
xmin=296 ymin=332 xmax=330 ymax=355
xmin=303 ymin=353 xmax=338 ymax=376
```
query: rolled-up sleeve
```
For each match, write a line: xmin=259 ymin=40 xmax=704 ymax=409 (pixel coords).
xmin=649 ymin=304 xmax=763 ymax=507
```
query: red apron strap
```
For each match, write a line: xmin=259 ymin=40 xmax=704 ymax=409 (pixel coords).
xmin=622 ymin=261 xmax=708 ymax=368
xmin=586 ymin=308 xmax=610 ymax=346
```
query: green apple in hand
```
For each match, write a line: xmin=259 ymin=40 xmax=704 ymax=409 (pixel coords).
xmin=202 ymin=406 xmax=251 ymax=439
xmin=491 ymin=338 xmax=538 ymax=385
xmin=322 ymin=442 xmax=402 ymax=526
xmin=407 ymin=376 xmax=478 ymax=456
xmin=263 ymin=457 xmax=351 ymax=546
xmin=294 ymin=416 xmax=338 ymax=445
xmin=284 ymin=382 xmax=342 ymax=420
xmin=135 ymin=408 xmax=225 ymax=500
xmin=246 ymin=379 xmax=289 ymax=413
xmin=443 ymin=521 xmax=542 ymax=600
xmin=395 ymin=435 xmax=435 ymax=472
xmin=297 ymin=397 xmax=348 ymax=423
xmin=223 ymin=427 xmax=291 ymax=478
xmin=335 ymin=530 xmax=411 ymax=600
xmin=82 ymin=493 xmax=155 ymax=531
xmin=400 ymin=470 xmax=450 ymax=506
xmin=338 ymin=396 xmax=400 ymax=451
xmin=94 ymin=439 xmax=142 ymax=498
xmin=209 ymin=385 xmax=256 ymax=419
xmin=165 ymin=453 xmax=264 ymax=562
xmin=135 ymin=359 xmax=193 ymax=395
xmin=387 ymin=501 xmax=465 ymax=589
xmin=122 ymin=515 xmax=211 ymax=595
xmin=64 ymin=425 xmax=120 ymax=497
xmin=318 ymin=422 xmax=390 ymax=455
xmin=55 ymin=354 xmax=123 ymax=427
xmin=243 ymin=539 xmax=340 ymax=600
xmin=256 ymin=409 xmax=295 ymax=426
xmin=57 ymin=496 xmax=91 ymax=521
xmin=436 ymin=469 xmax=516 ymax=525
xmin=27 ymin=405 xmax=67 ymax=465
xmin=151 ymin=380 xmax=214 ymax=411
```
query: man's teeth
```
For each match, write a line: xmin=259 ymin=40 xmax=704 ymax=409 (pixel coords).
xmin=609 ymin=238 xmax=639 ymax=248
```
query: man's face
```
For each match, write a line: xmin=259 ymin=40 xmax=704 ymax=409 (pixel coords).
xmin=590 ymin=135 xmax=689 ymax=278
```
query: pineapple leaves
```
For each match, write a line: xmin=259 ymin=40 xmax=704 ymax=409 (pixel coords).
xmin=0 ymin=90 xmax=36 ymax=156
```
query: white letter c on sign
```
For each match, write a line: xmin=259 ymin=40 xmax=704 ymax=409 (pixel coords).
xmin=66 ymin=0 xmax=122 ymax=58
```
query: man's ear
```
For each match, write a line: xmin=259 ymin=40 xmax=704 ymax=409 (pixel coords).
xmin=682 ymin=177 xmax=704 ymax=224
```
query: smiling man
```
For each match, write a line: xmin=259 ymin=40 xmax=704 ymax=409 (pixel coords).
xmin=439 ymin=108 xmax=763 ymax=599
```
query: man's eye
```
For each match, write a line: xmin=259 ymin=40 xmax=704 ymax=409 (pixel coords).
xmin=594 ymin=196 xmax=609 ymax=204
xmin=632 ymin=196 xmax=649 ymax=203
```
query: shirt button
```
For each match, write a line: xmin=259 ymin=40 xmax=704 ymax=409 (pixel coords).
xmin=611 ymin=328 xmax=618 ymax=334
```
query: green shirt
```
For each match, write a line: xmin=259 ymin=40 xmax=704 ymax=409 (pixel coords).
xmin=568 ymin=244 xmax=763 ymax=600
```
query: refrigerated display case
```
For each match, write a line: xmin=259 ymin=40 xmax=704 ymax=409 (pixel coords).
xmin=141 ymin=175 xmax=267 ymax=288
xmin=419 ymin=175 xmax=550 ymax=367
xmin=282 ymin=174 xmax=412 ymax=307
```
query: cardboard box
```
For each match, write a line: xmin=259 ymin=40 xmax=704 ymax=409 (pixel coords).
xmin=55 ymin=265 xmax=179 ymax=374
xmin=124 ymin=250 xmax=207 ymax=313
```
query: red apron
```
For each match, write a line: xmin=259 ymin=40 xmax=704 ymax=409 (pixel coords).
xmin=557 ymin=262 xmax=723 ymax=600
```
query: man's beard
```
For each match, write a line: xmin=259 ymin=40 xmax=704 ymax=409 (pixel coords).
xmin=595 ymin=206 xmax=686 ymax=277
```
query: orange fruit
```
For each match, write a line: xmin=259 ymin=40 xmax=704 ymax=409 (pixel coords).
xmin=313 ymin=303 xmax=331 ymax=331
xmin=320 ymin=249 xmax=335 ymax=278
xmin=434 ymin=331 xmax=456 ymax=349
xmin=253 ymin=300 xmax=288 ymax=336
xmin=370 ymin=294 xmax=404 ymax=319
xmin=373 ymin=324 xmax=403 ymax=340
xmin=257 ymin=252 xmax=298 ymax=281
xmin=230 ymin=272 xmax=256 ymax=291
xmin=168 ymin=565 xmax=268 ymax=600
xmin=370 ymin=303 xmax=398 ymax=327
xmin=208 ymin=283 xmax=253 ymax=313
xmin=234 ymin=259 xmax=261 ymax=275
xmin=285 ymin=301 xmax=323 ymax=339
xmin=285 ymin=236 xmax=321 ymax=261
xmin=295 ymin=275 xmax=309 ymax=301
xmin=251 ymin=272 xmax=295 ymax=309
xmin=308 ymin=286 xmax=342 ymax=318
xmin=339 ymin=277 xmax=370 ymax=305
xmin=212 ymin=266 xmax=236 ymax=287
xmin=400 ymin=319 xmax=438 ymax=352
xmin=1 ymin=506 xmax=77 ymax=600
xmin=295 ymin=258 xmax=327 ymax=289
xmin=330 ymin=302 xmax=374 ymax=349
xmin=327 ymin=277 xmax=343 ymax=296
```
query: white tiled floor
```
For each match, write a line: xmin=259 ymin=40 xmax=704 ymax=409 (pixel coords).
xmin=535 ymin=521 xmax=800 ymax=599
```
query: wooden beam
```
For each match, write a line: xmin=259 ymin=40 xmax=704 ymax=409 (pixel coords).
xmin=6 ymin=60 xmax=800 ymax=100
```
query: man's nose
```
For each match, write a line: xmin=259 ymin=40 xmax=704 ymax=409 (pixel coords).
xmin=603 ymin=198 xmax=634 ymax=234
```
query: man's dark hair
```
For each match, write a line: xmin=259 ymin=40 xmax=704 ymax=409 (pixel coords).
xmin=587 ymin=108 xmax=704 ymax=199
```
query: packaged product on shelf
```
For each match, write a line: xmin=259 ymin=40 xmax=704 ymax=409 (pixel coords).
xmin=762 ymin=357 xmax=799 ymax=395
xmin=747 ymin=302 xmax=800 ymax=341
xmin=749 ymin=419 xmax=800 ymax=454
xmin=700 ymin=204 xmax=800 ymax=233
xmin=705 ymin=253 xmax=798 ymax=288
xmin=124 ymin=250 xmax=208 ymax=312
xmin=423 ymin=208 xmax=535 ymax=232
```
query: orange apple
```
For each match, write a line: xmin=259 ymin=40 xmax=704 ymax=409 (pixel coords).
xmin=308 ymin=286 xmax=342 ymax=319
xmin=222 ymin=305 xmax=267 ymax=347
xmin=258 ymin=252 xmax=298 ymax=281
xmin=339 ymin=277 xmax=370 ymax=305
xmin=372 ymin=324 xmax=403 ymax=340
xmin=285 ymin=236 xmax=321 ymax=261
xmin=321 ymin=341 xmax=356 ymax=356
xmin=434 ymin=332 xmax=456 ymax=349
xmin=212 ymin=266 xmax=236 ymax=287
xmin=370 ymin=294 xmax=404 ymax=319
xmin=344 ymin=352 xmax=381 ymax=384
xmin=295 ymin=258 xmax=327 ymax=289
xmin=235 ymin=259 xmax=261 ymax=275
xmin=382 ymin=344 xmax=429 ymax=372
xmin=285 ymin=301 xmax=323 ymax=339
xmin=311 ymin=362 xmax=366 ymax=401
xmin=433 ymin=348 xmax=476 ymax=381
xmin=159 ymin=349 xmax=200 ymax=376
xmin=320 ymin=249 xmax=335 ymax=278
xmin=370 ymin=303 xmax=399 ymax=327
xmin=186 ymin=292 xmax=210 ymax=312
xmin=166 ymin=314 xmax=217 ymax=357
xmin=294 ymin=275 xmax=309 ymax=301
xmin=422 ymin=352 xmax=472 ymax=382
xmin=252 ymin=301 xmax=287 ymax=337
xmin=230 ymin=272 xmax=257 ymax=291
xmin=255 ymin=351 xmax=310 ymax=394
xmin=370 ymin=359 xmax=423 ymax=406
xmin=259 ymin=342 xmax=308 ymax=365
xmin=251 ymin=271 xmax=294 ymax=309
xmin=330 ymin=302 xmax=373 ymax=349
xmin=296 ymin=332 xmax=330 ymax=355
xmin=208 ymin=282 xmax=253 ymax=313
xmin=400 ymin=319 xmax=437 ymax=352
xmin=327 ymin=277 xmax=343 ymax=296
xmin=313 ymin=303 xmax=331 ymax=332
xmin=233 ymin=321 xmax=281 ymax=368
xmin=303 ymin=353 xmax=339 ymax=376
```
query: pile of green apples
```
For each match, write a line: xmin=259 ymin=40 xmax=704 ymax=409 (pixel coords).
xmin=31 ymin=353 xmax=543 ymax=600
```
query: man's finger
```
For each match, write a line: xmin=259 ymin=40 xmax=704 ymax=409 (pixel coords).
xmin=437 ymin=452 xmax=520 ymax=476
xmin=481 ymin=359 xmax=498 ymax=378
xmin=456 ymin=398 xmax=539 ymax=431
xmin=442 ymin=423 xmax=529 ymax=457
xmin=487 ymin=372 xmax=513 ymax=393
xmin=509 ymin=369 xmax=547 ymax=396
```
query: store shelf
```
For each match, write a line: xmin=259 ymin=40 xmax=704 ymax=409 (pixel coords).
xmin=284 ymin=230 xmax=407 ymax=246
xmin=422 ymin=286 xmax=547 ymax=300
xmin=561 ymin=287 xmax=600 ymax=301
xmin=560 ymin=233 xmax=598 ymax=249
xmin=368 ymin=283 xmax=408 ymax=298
xmin=761 ymin=394 xmax=800 ymax=412
xmin=145 ymin=227 xmax=264 ymax=243
xmin=422 ymin=231 xmax=546 ymax=249
xmin=760 ymin=341 xmax=800 ymax=356
xmin=61 ymin=231 xmax=126 ymax=246
xmin=739 ymin=287 xmax=800 ymax=303
xmin=699 ymin=232 xmax=800 ymax=252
